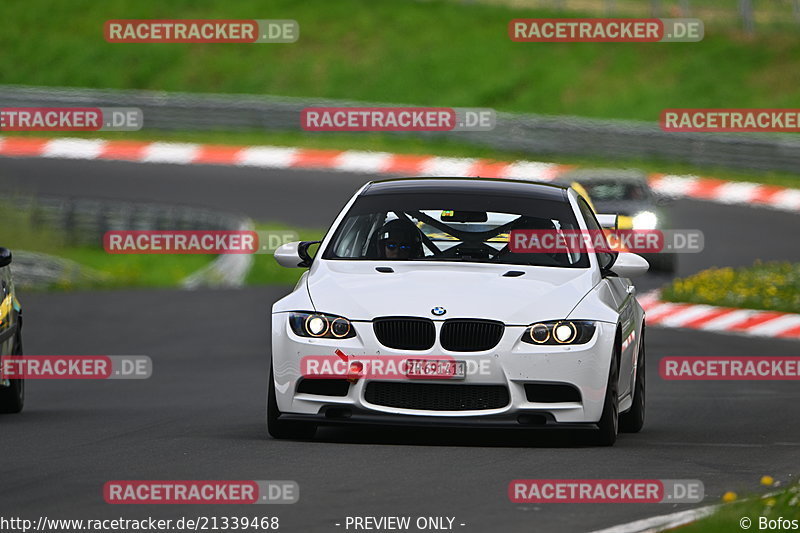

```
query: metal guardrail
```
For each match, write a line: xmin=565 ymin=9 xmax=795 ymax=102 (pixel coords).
xmin=1 ymin=84 xmax=799 ymax=172
xmin=11 ymin=250 xmax=109 ymax=290
xmin=15 ymin=195 xmax=247 ymax=246
xmin=9 ymin=196 xmax=253 ymax=288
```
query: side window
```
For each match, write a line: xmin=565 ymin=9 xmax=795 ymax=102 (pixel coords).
xmin=577 ymin=198 xmax=598 ymax=230
xmin=330 ymin=213 xmax=383 ymax=258
xmin=576 ymin=197 xmax=615 ymax=270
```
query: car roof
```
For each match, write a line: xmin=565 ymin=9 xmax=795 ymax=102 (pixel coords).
xmin=362 ymin=177 xmax=569 ymax=201
xmin=555 ymin=168 xmax=650 ymax=184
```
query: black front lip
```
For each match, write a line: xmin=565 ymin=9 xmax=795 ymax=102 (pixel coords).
xmin=279 ymin=406 xmax=597 ymax=430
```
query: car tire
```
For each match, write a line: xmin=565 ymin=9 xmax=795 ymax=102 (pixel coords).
xmin=594 ymin=343 xmax=619 ymax=446
xmin=619 ymin=326 xmax=645 ymax=433
xmin=266 ymin=365 xmax=316 ymax=440
xmin=0 ymin=332 xmax=24 ymax=414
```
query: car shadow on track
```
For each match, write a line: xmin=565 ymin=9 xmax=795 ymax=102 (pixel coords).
xmin=293 ymin=426 xmax=608 ymax=448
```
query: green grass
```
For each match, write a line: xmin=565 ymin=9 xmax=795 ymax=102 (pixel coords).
xmin=5 ymin=0 xmax=800 ymax=187
xmin=679 ymin=480 xmax=800 ymax=533
xmin=478 ymin=0 xmax=800 ymax=33
xmin=0 ymin=200 xmax=322 ymax=290
xmin=55 ymin=248 xmax=213 ymax=289
xmin=4 ymin=0 xmax=800 ymax=121
xmin=8 ymin=128 xmax=800 ymax=189
xmin=661 ymin=261 xmax=800 ymax=314
xmin=0 ymin=201 xmax=215 ymax=290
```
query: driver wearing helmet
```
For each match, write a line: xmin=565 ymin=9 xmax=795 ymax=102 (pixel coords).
xmin=376 ymin=218 xmax=423 ymax=260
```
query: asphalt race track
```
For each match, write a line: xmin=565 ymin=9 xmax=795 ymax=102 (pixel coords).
xmin=2 ymin=157 xmax=799 ymax=280
xmin=1 ymin=157 xmax=799 ymax=532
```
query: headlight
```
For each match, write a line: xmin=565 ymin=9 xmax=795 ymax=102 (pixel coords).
xmin=522 ymin=320 xmax=596 ymax=345
xmin=632 ymin=211 xmax=658 ymax=230
xmin=289 ymin=312 xmax=356 ymax=339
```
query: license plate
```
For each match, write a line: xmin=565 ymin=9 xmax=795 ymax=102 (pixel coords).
xmin=405 ymin=359 xmax=466 ymax=380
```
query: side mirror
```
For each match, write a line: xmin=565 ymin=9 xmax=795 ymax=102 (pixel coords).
xmin=274 ymin=241 xmax=320 ymax=268
xmin=0 ymin=247 xmax=11 ymax=268
xmin=596 ymin=214 xmax=618 ymax=230
xmin=609 ymin=252 xmax=649 ymax=278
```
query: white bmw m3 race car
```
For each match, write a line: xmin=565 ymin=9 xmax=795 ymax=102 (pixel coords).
xmin=269 ymin=177 xmax=648 ymax=446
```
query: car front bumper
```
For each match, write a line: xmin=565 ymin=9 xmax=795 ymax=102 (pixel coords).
xmin=271 ymin=314 xmax=617 ymax=426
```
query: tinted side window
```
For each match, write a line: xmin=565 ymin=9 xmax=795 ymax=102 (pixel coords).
xmin=577 ymin=197 xmax=601 ymax=232
xmin=576 ymin=197 xmax=615 ymax=270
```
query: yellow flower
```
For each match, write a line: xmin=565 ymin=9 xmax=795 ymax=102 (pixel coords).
xmin=765 ymin=498 xmax=777 ymax=507
xmin=722 ymin=491 xmax=737 ymax=502
xmin=761 ymin=475 xmax=775 ymax=486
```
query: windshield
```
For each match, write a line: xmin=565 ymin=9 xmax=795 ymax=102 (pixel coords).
xmin=322 ymin=191 xmax=589 ymax=268
xmin=581 ymin=180 xmax=650 ymax=201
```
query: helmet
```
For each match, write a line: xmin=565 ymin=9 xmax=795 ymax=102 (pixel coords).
xmin=376 ymin=219 xmax=422 ymax=259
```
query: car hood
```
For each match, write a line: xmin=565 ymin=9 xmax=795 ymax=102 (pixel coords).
xmin=306 ymin=260 xmax=598 ymax=324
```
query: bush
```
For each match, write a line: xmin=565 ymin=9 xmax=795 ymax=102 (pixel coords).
xmin=661 ymin=261 xmax=800 ymax=314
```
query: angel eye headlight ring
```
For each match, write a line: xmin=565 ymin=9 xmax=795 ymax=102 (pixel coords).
xmin=304 ymin=315 xmax=329 ymax=337
xmin=553 ymin=321 xmax=577 ymax=344
xmin=522 ymin=320 xmax=596 ymax=345
xmin=289 ymin=312 xmax=356 ymax=339
xmin=529 ymin=323 xmax=550 ymax=344
xmin=330 ymin=317 xmax=352 ymax=338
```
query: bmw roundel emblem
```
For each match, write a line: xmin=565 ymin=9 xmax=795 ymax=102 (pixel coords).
xmin=431 ymin=307 xmax=446 ymax=316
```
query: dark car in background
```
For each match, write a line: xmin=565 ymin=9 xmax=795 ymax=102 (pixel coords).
xmin=0 ymin=247 xmax=24 ymax=413
xmin=554 ymin=169 xmax=677 ymax=272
